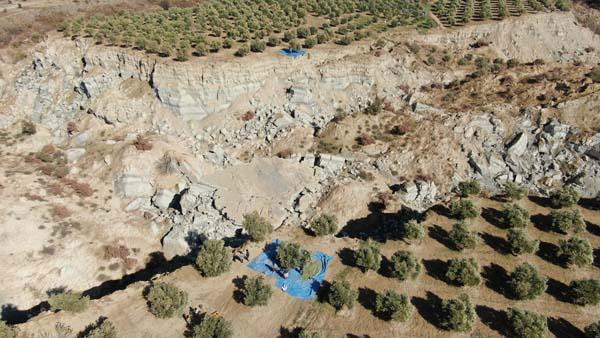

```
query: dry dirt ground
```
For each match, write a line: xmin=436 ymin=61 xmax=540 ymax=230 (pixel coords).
xmin=18 ymin=192 xmax=600 ymax=337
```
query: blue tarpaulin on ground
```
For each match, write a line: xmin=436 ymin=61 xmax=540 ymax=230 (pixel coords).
xmin=247 ymin=240 xmax=332 ymax=300
xmin=279 ymin=48 xmax=306 ymax=58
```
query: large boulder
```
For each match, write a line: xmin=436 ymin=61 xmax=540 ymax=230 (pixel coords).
xmin=114 ymin=174 xmax=154 ymax=198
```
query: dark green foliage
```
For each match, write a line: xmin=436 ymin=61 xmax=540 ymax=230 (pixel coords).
xmin=222 ymin=38 xmax=233 ymax=49
xmin=277 ymin=241 xmax=311 ymax=272
xmin=234 ymin=45 xmax=250 ymax=57
xmin=310 ymin=214 xmax=338 ymax=236
xmin=241 ymin=275 xmax=273 ymax=306
xmin=502 ymin=203 xmax=530 ymax=228
xmin=192 ymin=315 xmax=233 ymax=338
xmin=440 ymin=294 xmax=476 ymax=332
xmin=375 ymin=290 xmax=413 ymax=321
xmin=585 ymin=322 xmax=600 ymax=338
xmin=250 ymin=40 xmax=266 ymax=52
xmin=457 ymin=180 xmax=480 ymax=197
xmin=389 ymin=250 xmax=421 ymax=281
xmin=0 ymin=321 xmax=16 ymax=338
xmin=558 ymin=237 xmax=594 ymax=267
xmin=304 ymin=37 xmax=317 ymax=49
xmin=296 ymin=27 xmax=310 ymax=38
xmin=448 ymin=221 xmax=478 ymax=251
xmin=507 ymin=308 xmax=547 ymax=338
xmin=507 ymin=228 xmax=539 ymax=255
xmin=243 ymin=211 xmax=273 ymax=242
xmin=48 ymin=291 xmax=89 ymax=313
xmin=550 ymin=186 xmax=580 ymax=208
xmin=81 ymin=318 xmax=116 ymax=338
xmin=550 ymin=208 xmax=585 ymax=233
xmin=449 ymin=199 xmax=479 ymax=219
xmin=355 ymin=240 xmax=381 ymax=272
xmin=508 ymin=263 xmax=547 ymax=300
xmin=327 ymin=279 xmax=358 ymax=310
xmin=504 ymin=182 xmax=527 ymax=201
xmin=267 ymin=36 xmax=281 ymax=47
xmin=195 ymin=239 xmax=232 ymax=277
xmin=144 ymin=282 xmax=188 ymax=318
xmin=445 ymin=258 xmax=480 ymax=286
xmin=402 ymin=219 xmax=425 ymax=242
xmin=570 ymin=279 xmax=600 ymax=306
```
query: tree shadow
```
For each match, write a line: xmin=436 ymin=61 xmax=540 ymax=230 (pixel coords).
xmin=536 ymin=241 xmax=562 ymax=267
xmin=586 ymin=221 xmax=600 ymax=237
xmin=357 ymin=287 xmax=377 ymax=315
xmin=431 ymin=204 xmax=452 ymax=218
xmin=528 ymin=195 xmax=552 ymax=208
xmin=481 ymin=207 xmax=506 ymax=229
xmin=595 ymin=248 xmax=600 ymax=269
xmin=548 ymin=317 xmax=584 ymax=337
xmin=1 ymin=302 xmax=49 ymax=325
xmin=337 ymin=247 xmax=356 ymax=268
xmin=316 ymin=280 xmax=332 ymax=304
xmin=531 ymin=213 xmax=553 ymax=232
xmin=480 ymin=232 xmax=510 ymax=255
xmin=278 ymin=326 xmax=303 ymax=338
xmin=579 ymin=197 xmax=599 ymax=211
xmin=77 ymin=316 xmax=110 ymax=338
xmin=475 ymin=305 xmax=510 ymax=336
xmin=546 ymin=278 xmax=572 ymax=303
xmin=481 ymin=263 xmax=510 ymax=298
xmin=232 ymin=276 xmax=247 ymax=304
xmin=378 ymin=255 xmax=392 ymax=278
xmin=410 ymin=292 xmax=443 ymax=329
xmin=428 ymin=225 xmax=453 ymax=250
xmin=422 ymin=259 xmax=447 ymax=283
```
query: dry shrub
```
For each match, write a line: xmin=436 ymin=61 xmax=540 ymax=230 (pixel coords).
xmin=276 ymin=148 xmax=293 ymax=158
xmin=156 ymin=153 xmax=178 ymax=175
xmin=241 ymin=110 xmax=256 ymax=121
xmin=356 ymin=134 xmax=375 ymax=146
xmin=50 ymin=204 xmax=71 ymax=220
xmin=103 ymin=245 xmax=130 ymax=260
xmin=133 ymin=135 xmax=153 ymax=151
xmin=66 ymin=122 xmax=78 ymax=134
xmin=24 ymin=193 xmax=45 ymax=201
xmin=46 ymin=182 xmax=65 ymax=196
xmin=377 ymin=191 xmax=396 ymax=209
xmin=124 ymin=257 xmax=138 ymax=270
xmin=61 ymin=178 xmax=93 ymax=197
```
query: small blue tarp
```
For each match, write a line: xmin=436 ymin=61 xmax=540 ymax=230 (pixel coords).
xmin=248 ymin=240 xmax=332 ymax=300
xmin=279 ymin=48 xmax=306 ymax=58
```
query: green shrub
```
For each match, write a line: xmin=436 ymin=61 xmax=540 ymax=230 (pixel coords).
xmin=283 ymin=31 xmax=295 ymax=42
xmin=234 ymin=45 xmax=250 ymax=57
xmin=243 ymin=211 xmax=273 ymax=242
xmin=301 ymin=258 xmax=321 ymax=280
xmin=389 ymin=250 xmax=421 ymax=281
xmin=296 ymin=27 xmax=309 ymax=38
xmin=449 ymin=199 xmax=479 ymax=219
xmin=402 ymin=219 xmax=425 ymax=242
xmin=585 ymin=322 xmax=600 ymax=338
xmin=550 ymin=208 xmax=584 ymax=233
xmin=250 ymin=40 xmax=266 ymax=53
xmin=195 ymin=43 xmax=208 ymax=56
xmin=446 ymin=258 xmax=480 ymax=286
xmin=277 ymin=241 xmax=310 ymax=272
xmin=336 ymin=35 xmax=353 ymax=46
xmin=448 ymin=221 xmax=478 ymax=251
xmin=144 ymin=282 xmax=188 ymax=318
xmin=355 ymin=240 xmax=381 ymax=272
xmin=289 ymin=39 xmax=302 ymax=51
xmin=504 ymin=182 xmax=527 ymax=201
xmin=304 ymin=37 xmax=317 ymax=49
xmin=457 ymin=180 xmax=480 ymax=197
xmin=81 ymin=318 xmax=117 ymax=338
xmin=440 ymin=294 xmax=476 ymax=332
xmin=558 ymin=237 xmax=594 ymax=267
xmin=195 ymin=239 xmax=232 ymax=277
xmin=48 ymin=291 xmax=89 ymax=313
xmin=375 ymin=290 xmax=413 ymax=321
xmin=502 ymin=203 xmax=530 ymax=228
xmin=192 ymin=315 xmax=233 ymax=338
xmin=550 ymin=186 xmax=579 ymax=208
xmin=0 ymin=321 xmax=16 ymax=338
xmin=507 ymin=308 xmax=547 ymax=338
xmin=570 ymin=279 xmax=600 ymax=306
xmin=327 ymin=279 xmax=358 ymax=310
xmin=21 ymin=120 xmax=37 ymax=136
xmin=507 ymin=228 xmax=539 ymax=255
xmin=508 ymin=263 xmax=547 ymax=300
xmin=241 ymin=275 xmax=272 ymax=306
xmin=267 ymin=36 xmax=281 ymax=47
xmin=310 ymin=214 xmax=338 ymax=236
xmin=222 ymin=38 xmax=233 ymax=49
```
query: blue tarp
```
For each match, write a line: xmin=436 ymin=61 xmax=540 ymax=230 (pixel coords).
xmin=279 ymin=48 xmax=306 ymax=58
xmin=247 ymin=240 xmax=332 ymax=300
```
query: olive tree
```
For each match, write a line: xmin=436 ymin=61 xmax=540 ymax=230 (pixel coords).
xmin=241 ymin=275 xmax=273 ymax=306
xmin=504 ymin=182 xmax=527 ymax=201
xmin=144 ymin=283 xmax=188 ymax=318
xmin=449 ymin=199 xmax=479 ymax=219
xmin=446 ymin=258 xmax=480 ymax=287
xmin=508 ymin=263 xmax=547 ymax=300
xmin=243 ymin=211 xmax=273 ymax=242
xmin=355 ymin=240 xmax=381 ymax=272
xmin=402 ymin=219 xmax=425 ymax=243
xmin=389 ymin=250 xmax=421 ymax=281
xmin=550 ymin=186 xmax=579 ymax=208
xmin=192 ymin=315 xmax=233 ymax=338
xmin=81 ymin=318 xmax=117 ymax=338
xmin=195 ymin=239 xmax=232 ymax=277
xmin=48 ymin=291 xmax=89 ymax=313
xmin=507 ymin=228 xmax=539 ymax=255
xmin=502 ymin=203 xmax=530 ymax=228
xmin=310 ymin=214 xmax=338 ymax=236
xmin=457 ymin=180 xmax=481 ymax=197
xmin=570 ymin=279 xmax=600 ymax=306
xmin=327 ymin=279 xmax=358 ymax=310
xmin=277 ymin=241 xmax=310 ymax=272
xmin=585 ymin=321 xmax=600 ymax=338
xmin=448 ymin=221 xmax=478 ymax=251
xmin=550 ymin=208 xmax=585 ymax=234
xmin=558 ymin=237 xmax=594 ymax=267
xmin=375 ymin=290 xmax=413 ymax=321
xmin=507 ymin=308 xmax=547 ymax=338
xmin=440 ymin=294 xmax=476 ymax=332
